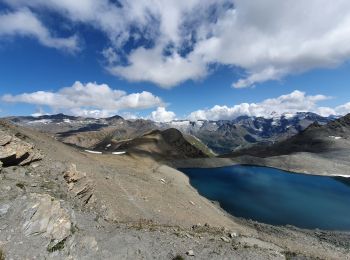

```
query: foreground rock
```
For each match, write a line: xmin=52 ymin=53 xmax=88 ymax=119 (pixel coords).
xmin=22 ymin=193 xmax=73 ymax=251
xmin=0 ymin=130 xmax=43 ymax=166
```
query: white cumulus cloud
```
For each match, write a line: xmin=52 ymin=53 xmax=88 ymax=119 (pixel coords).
xmin=150 ymin=107 xmax=176 ymax=122
xmin=334 ymin=102 xmax=350 ymax=116
xmin=108 ymin=46 xmax=207 ymax=88
xmin=188 ymin=90 xmax=334 ymax=120
xmin=0 ymin=9 xmax=78 ymax=51
xmin=2 ymin=81 xmax=163 ymax=118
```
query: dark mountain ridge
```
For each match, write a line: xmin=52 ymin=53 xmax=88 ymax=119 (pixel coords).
xmin=223 ymin=113 xmax=350 ymax=158
xmin=96 ymin=128 xmax=208 ymax=159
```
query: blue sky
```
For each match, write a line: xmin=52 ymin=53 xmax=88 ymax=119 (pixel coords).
xmin=1 ymin=0 xmax=350 ymax=121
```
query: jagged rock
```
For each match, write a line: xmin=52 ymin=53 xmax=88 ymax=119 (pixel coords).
xmin=64 ymin=164 xmax=95 ymax=206
xmin=22 ymin=193 xmax=72 ymax=250
xmin=0 ymin=132 xmax=12 ymax=146
xmin=0 ymin=132 xmax=43 ymax=167
xmin=19 ymin=151 xmax=43 ymax=166
xmin=64 ymin=164 xmax=86 ymax=184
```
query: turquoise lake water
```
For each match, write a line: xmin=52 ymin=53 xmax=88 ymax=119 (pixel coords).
xmin=180 ymin=165 xmax=350 ymax=230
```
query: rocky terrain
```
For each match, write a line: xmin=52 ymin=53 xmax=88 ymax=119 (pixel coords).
xmin=214 ymin=113 xmax=350 ymax=176
xmin=7 ymin=112 xmax=333 ymax=155
xmin=1 ymin=120 xmax=349 ymax=259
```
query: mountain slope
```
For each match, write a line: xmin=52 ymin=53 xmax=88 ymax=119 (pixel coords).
xmin=226 ymin=113 xmax=350 ymax=158
xmin=95 ymin=128 xmax=209 ymax=159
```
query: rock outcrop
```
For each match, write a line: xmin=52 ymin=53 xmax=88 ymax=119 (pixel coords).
xmin=0 ymin=130 xmax=43 ymax=167
xmin=22 ymin=193 xmax=73 ymax=251
xmin=64 ymin=164 xmax=96 ymax=207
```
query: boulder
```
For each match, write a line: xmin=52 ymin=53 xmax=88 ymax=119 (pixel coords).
xmin=0 ymin=131 xmax=12 ymax=146
xmin=64 ymin=164 xmax=86 ymax=184
xmin=0 ymin=131 xmax=43 ymax=167
xmin=22 ymin=193 xmax=72 ymax=250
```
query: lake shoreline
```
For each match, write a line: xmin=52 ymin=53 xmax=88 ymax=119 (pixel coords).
xmin=171 ymin=154 xmax=350 ymax=178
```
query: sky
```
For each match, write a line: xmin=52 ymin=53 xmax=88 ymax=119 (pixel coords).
xmin=0 ymin=0 xmax=350 ymax=121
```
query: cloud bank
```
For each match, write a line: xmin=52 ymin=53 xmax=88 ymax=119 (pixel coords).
xmin=2 ymin=0 xmax=350 ymax=87
xmin=2 ymin=81 xmax=163 ymax=118
xmin=188 ymin=90 xmax=350 ymax=121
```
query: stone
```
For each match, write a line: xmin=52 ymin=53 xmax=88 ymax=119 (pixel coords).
xmin=186 ymin=250 xmax=195 ymax=256
xmin=229 ymin=232 xmax=238 ymax=238
xmin=19 ymin=151 xmax=43 ymax=166
xmin=22 ymin=193 xmax=72 ymax=250
xmin=221 ymin=236 xmax=230 ymax=243
xmin=0 ymin=133 xmax=43 ymax=166
xmin=64 ymin=164 xmax=85 ymax=184
xmin=0 ymin=204 xmax=10 ymax=216
xmin=64 ymin=164 xmax=95 ymax=206
xmin=0 ymin=132 xmax=12 ymax=146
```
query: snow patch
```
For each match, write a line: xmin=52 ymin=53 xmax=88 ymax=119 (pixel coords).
xmin=112 ymin=151 xmax=126 ymax=155
xmin=28 ymin=119 xmax=52 ymax=124
xmin=329 ymin=136 xmax=342 ymax=140
xmin=84 ymin=150 xmax=102 ymax=154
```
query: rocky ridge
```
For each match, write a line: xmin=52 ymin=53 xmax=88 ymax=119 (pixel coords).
xmin=0 ymin=128 xmax=42 ymax=167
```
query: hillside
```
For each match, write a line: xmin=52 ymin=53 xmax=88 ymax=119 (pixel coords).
xmin=94 ymin=128 xmax=209 ymax=159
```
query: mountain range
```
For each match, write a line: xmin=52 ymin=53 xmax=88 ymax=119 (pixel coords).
xmin=6 ymin=112 xmax=335 ymax=155
xmin=219 ymin=113 xmax=350 ymax=176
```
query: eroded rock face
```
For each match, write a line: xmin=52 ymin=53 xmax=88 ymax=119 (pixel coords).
xmin=22 ymin=193 xmax=73 ymax=250
xmin=64 ymin=164 xmax=96 ymax=206
xmin=0 ymin=130 xmax=43 ymax=166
